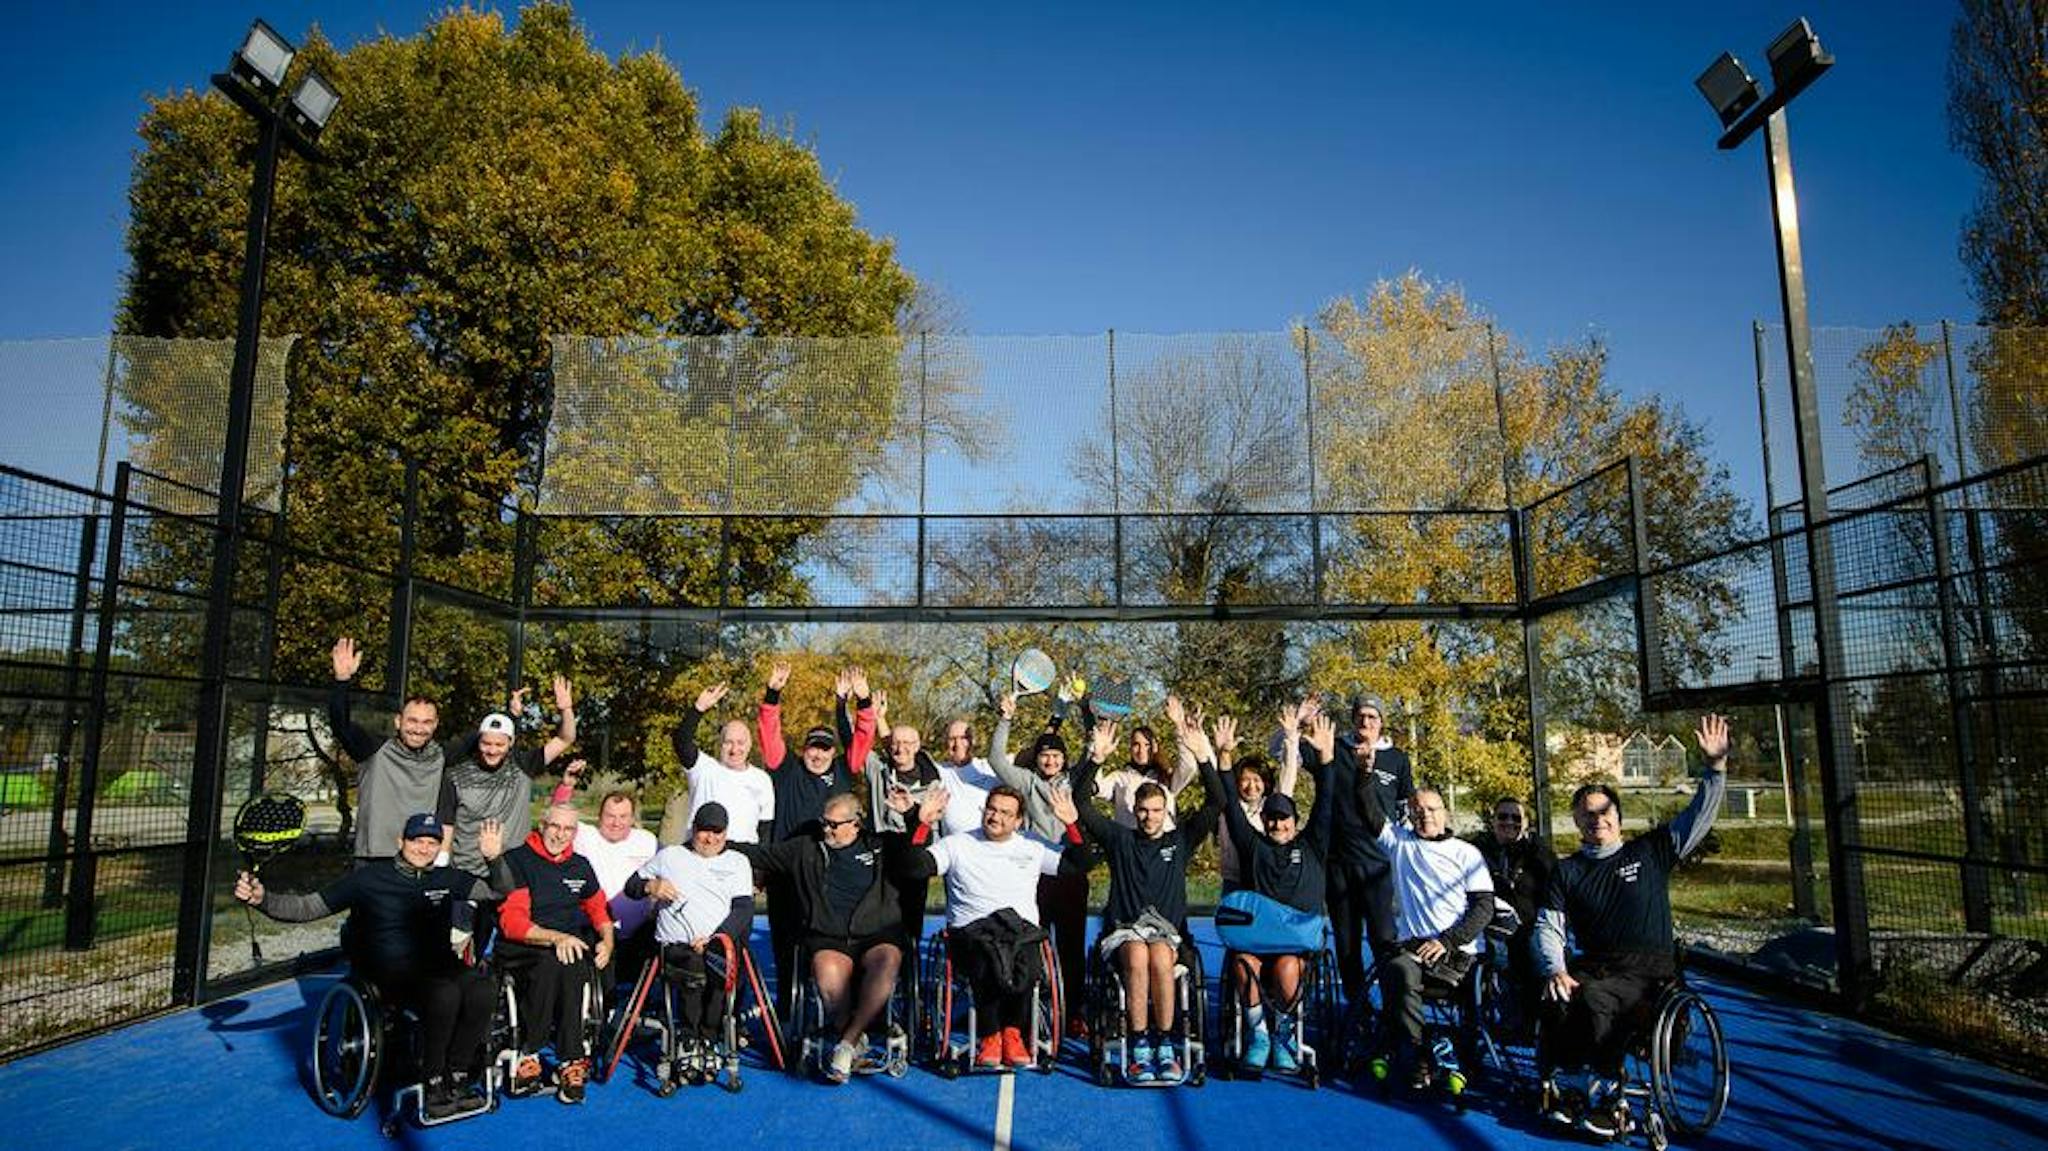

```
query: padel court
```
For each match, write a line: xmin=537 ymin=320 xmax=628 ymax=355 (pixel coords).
xmin=3 ymin=916 xmax=2041 ymax=1151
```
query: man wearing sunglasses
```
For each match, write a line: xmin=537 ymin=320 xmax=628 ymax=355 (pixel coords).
xmin=734 ymin=791 xmax=916 ymax=1084
xmin=1470 ymin=796 xmax=1553 ymax=1032
xmin=1535 ymin=714 xmax=1731 ymax=1137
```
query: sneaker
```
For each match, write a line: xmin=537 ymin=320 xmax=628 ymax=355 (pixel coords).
xmin=1241 ymin=1023 xmax=1272 ymax=1071
xmin=447 ymin=1071 xmax=487 ymax=1114
xmin=556 ymin=1059 xmax=588 ymax=1105
xmin=1002 ymin=1026 xmax=1034 ymax=1068
xmin=1543 ymin=1081 xmax=1586 ymax=1127
xmin=976 ymin=1033 xmax=1005 ymax=1069
xmin=1155 ymin=1040 xmax=1182 ymax=1082
xmin=1580 ymin=1077 xmax=1628 ymax=1139
xmin=423 ymin=1076 xmax=459 ymax=1121
xmin=826 ymin=1040 xmax=857 ymax=1085
xmin=1270 ymin=1015 xmax=1300 ymax=1073
xmin=511 ymin=1053 xmax=543 ymax=1095
xmin=1127 ymin=1039 xmax=1156 ymax=1084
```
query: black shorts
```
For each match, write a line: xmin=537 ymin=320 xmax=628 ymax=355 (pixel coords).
xmin=804 ymin=931 xmax=906 ymax=966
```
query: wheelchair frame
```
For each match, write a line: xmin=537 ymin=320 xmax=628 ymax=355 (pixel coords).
xmin=1083 ymin=935 xmax=1208 ymax=1088
xmin=918 ymin=928 xmax=1063 ymax=1077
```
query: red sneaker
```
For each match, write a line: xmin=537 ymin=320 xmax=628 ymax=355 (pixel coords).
xmin=1001 ymin=1027 xmax=1033 ymax=1067
xmin=975 ymin=1034 xmax=1004 ymax=1069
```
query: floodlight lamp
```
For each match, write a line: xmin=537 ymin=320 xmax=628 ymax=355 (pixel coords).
xmin=1695 ymin=53 xmax=1761 ymax=129
xmin=230 ymin=19 xmax=295 ymax=94
xmin=1765 ymin=18 xmax=1831 ymax=90
xmin=287 ymin=71 xmax=340 ymax=135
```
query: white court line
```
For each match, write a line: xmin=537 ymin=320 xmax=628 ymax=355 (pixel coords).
xmin=992 ymin=1070 xmax=1016 ymax=1151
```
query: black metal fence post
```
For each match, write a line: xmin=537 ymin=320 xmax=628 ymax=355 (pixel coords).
xmin=67 ymin=463 xmax=129 ymax=951
xmin=1924 ymin=453 xmax=1993 ymax=931
xmin=41 ymin=506 xmax=100 ymax=907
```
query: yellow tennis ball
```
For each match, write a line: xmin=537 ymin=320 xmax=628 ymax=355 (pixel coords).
xmin=1073 ymin=676 xmax=1087 ymax=695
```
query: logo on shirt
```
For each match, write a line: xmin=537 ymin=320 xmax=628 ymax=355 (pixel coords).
xmin=1618 ymin=861 xmax=1642 ymax=884
xmin=854 ymin=849 xmax=877 ymax=867
xmin=424 ymin=887 xmax=450 ymax=906
xmin=1373 ymin=768 xmax=1395 ymax=786
xmin=1286 ymin=848 xmax=1301 ymax=865
xmin=563 ymin=877 xmax=588 ymax=895
xmin=1157 ymin=845 xmax=1177 ymax=863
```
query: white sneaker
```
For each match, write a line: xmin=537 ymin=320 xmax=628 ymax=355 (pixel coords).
xmin=827 ymin=1040 xmax=858 ymax=1083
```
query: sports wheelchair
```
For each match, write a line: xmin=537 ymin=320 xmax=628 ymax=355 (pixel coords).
xmin=309 ymin=971 xmax=517 ymax=1135
xmin=1213 ymin=942 xmax=1340 ymax=1088
xmin=917 ymin=927 xmax=1063 ymax=1076
xmin=1354 ymin=907 xmax=1527 ymax=1107
xmin=602 ymin=932 xmax=785 ymax=1094
xmin=1082 ymin=935 xmax=1208 ymax=1087
xmin=1539 ymin=977 xmax=1730 ymax=1148
xmin=785 ymin=939 xmax=917 ymax=1080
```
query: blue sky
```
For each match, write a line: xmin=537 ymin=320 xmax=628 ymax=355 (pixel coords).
xmin=0 ymin=1 xmax=1982 ymax=511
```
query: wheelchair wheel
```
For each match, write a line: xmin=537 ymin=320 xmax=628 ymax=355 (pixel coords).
xmin=1650 ymin=988 xmax=1728 ymax=1138
xmin=312 ymin=980 xmax=381 ymax=1119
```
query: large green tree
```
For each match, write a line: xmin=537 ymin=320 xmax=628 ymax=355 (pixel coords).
xmin=1948 ymin=0 xmax=2047 ymax=327
xmin=118 ymin=3 xmax=915 ymax=775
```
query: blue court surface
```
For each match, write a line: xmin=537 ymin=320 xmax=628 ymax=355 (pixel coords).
xmin=3 ymin=919 xmax=2043 ymax=1151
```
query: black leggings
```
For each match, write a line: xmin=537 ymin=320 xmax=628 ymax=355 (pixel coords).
xmin=373 ymin=963 xmax=494 ymax=1081
xmin=1326 ymin=862 xmax=1395 ymax=1003
xmin=662 ymin=942 xmax=729 ymax=1041
xmin=497 ymin=942 xmax=596 ymax=1060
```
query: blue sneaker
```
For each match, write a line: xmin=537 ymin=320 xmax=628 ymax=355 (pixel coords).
xmin=1241 ymin=1023 xmax=1271 ymax=1070
xmin=1156 ymin=1040 xmax=1182 ymax=1082
xmin=1270 ymin=1014 xmax=1300 ymax=1073
xmin=1127 ymin=1039 xmax=1156 ymax=1084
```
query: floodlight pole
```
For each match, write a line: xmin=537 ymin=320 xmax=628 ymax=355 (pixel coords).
xmin=175 ymin=60 xmax=325 ymax=1006
xmin=1758 ymin=107 xmax=1873 ymax=1009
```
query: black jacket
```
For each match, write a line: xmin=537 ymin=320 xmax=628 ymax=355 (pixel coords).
xmin=735 ymin=830 xmax=915 ymax=941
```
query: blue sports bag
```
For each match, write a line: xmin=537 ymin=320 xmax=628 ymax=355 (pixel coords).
xmin=1213 ymin=889 xmax=1324 ymax=955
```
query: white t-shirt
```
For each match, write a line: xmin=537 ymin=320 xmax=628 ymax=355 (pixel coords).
xmin=638 ymin=844 xmax=755 ymax=945
xmin=937 ymin=758 xmax=1001 ymax=836
xmin=574 ymin=823 xmax=659 ymax=936
xmin=686 ymin=754 xmax=776 ymax=844
xmin=927 ymin=828 xmax=1065 ymax=929
xmin=1377 ymin=821 xmax=1494 ymax=955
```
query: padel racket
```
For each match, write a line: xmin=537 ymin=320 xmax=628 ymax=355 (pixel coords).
xmin=1011 ymin=648 xmax=1056 ymax=697
xmin=1090 ymin=677 xmax=1134 ymax=720
xmin=234 ymin=791 xmax=307 ymax=963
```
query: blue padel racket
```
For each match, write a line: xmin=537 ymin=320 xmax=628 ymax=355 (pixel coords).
xmin=1011 ymin=648 xmax=1056 ymax=697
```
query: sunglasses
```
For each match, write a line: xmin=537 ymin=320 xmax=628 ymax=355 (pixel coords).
xmin=1494 ymin=813 xmax=1524 ymax=823
xmin=821 ymin=816 xmax=858 ymax=830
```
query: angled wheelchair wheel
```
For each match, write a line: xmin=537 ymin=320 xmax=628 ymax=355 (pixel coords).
xmin=312 ymin=980 xmax=381 ymax=1119
xmin=1650 ymin=988 xmax=1728 ymax=1138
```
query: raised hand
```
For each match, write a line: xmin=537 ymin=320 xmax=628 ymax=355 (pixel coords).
xmin=478 ymin=818 xmax=505 ymax=861
xmin=1088 ymin=719 xmax=1118 ymax=763
xmin=1279 ymin=699 xmax=1300 ymax=736
xmin=834 ymin=666 xmax=852 ymax=699
xmin=1164 ymin=693 xmax=1188 ymax=731
xmin=848 ymin=666 xmax=871 ymax=699
xmin=872 ymin=689 xmax=890 ymax=728
xmin=694 ymin=682 xmax=730 ymax=713
xmin=509 ymin=685 xmax=529 ymax=714
xmin=999 ymin=692 xmax=1017 ymax=721
xmin=234 ymin=871 xmax=264 ymax=905
xmin=916 ymin=787 xmax=950 ymax=826
xmin=768 ymin=660 xmax=793 ymax=692
xmin=885 ymin=787 xmax=915 ymax=814
xmin=331 ymin=637 xmax=363 ymax=682
xmin=1212 ymin=714 xmax=1239 ymax=756
xmin=561 ymin=758 xmax=587 ymax=785
xmin=1306 ymin=713 xmax=1337 ymax=764
xmin=1048 ymin=786 xmax=1079 ymax=827
xmin=553 ymin=674 xmax=574 ymax=714
xmin=1696 ymin=713 xmax=1731 ymax=768
xmin=1181 ymin=718 xmax=1216 ymax=764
